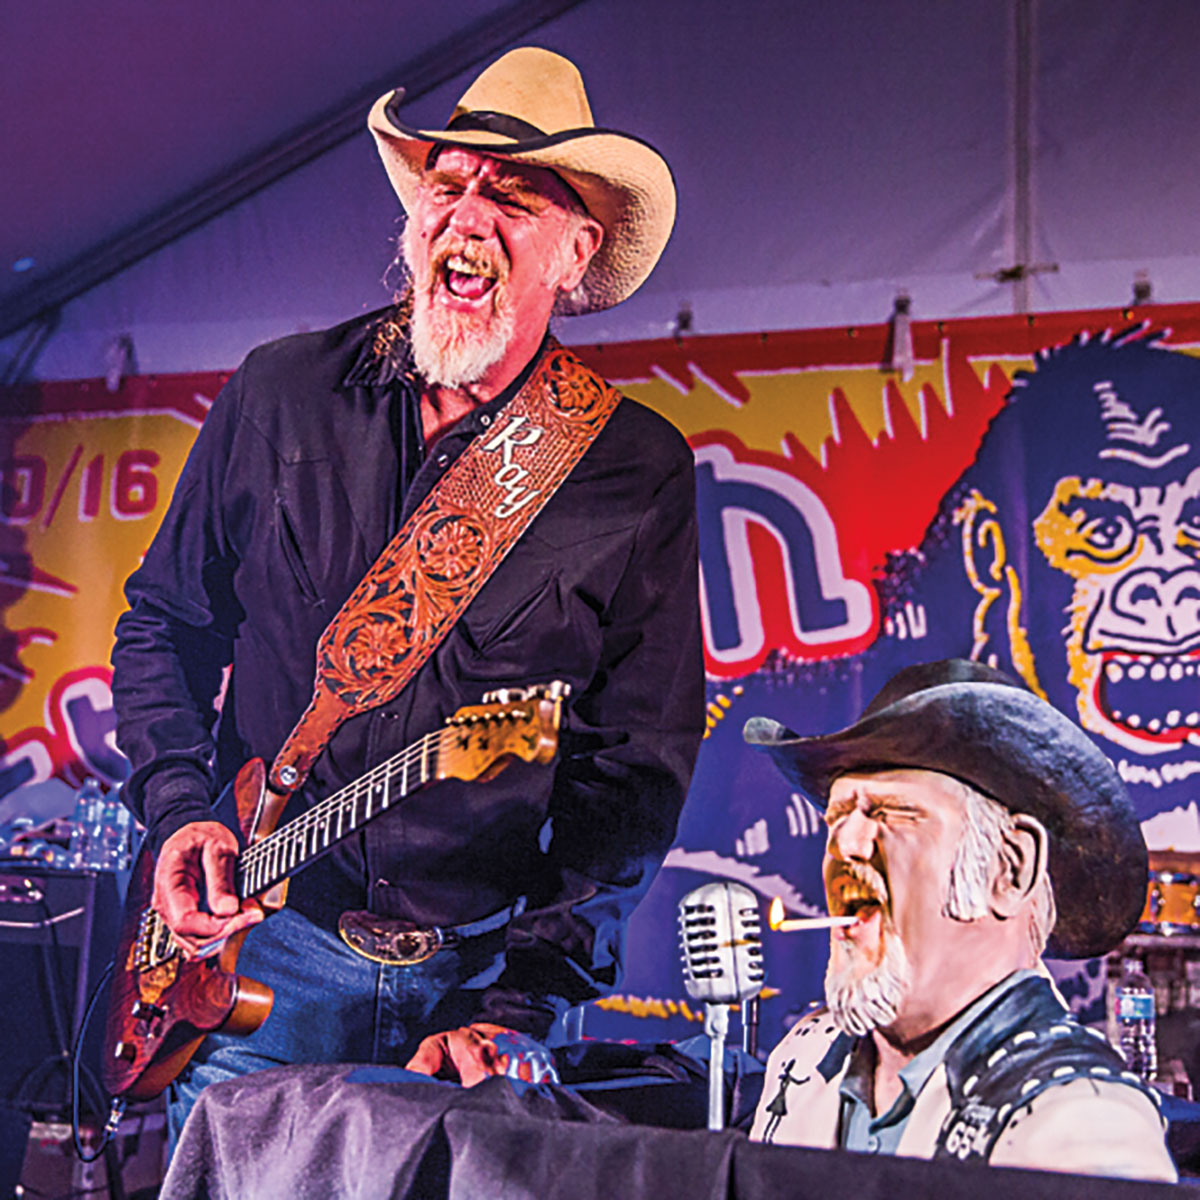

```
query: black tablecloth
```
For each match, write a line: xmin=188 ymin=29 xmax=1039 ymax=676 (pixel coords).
xmin=162 ymin=1060 xmax=1185 ymax=1199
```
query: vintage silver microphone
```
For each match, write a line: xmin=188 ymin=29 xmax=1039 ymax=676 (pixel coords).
xmin=678 ymin=881 xmax=765 ymax=1129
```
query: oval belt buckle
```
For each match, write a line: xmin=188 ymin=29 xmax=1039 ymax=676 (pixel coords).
xmin=338 ymin=910 xmax=444 ymax=965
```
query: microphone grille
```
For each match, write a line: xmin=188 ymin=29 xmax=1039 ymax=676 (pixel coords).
xmin=678 ymin=880 xmax=765 ymax=1004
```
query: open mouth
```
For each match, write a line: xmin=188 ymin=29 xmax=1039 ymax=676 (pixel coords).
xmin=1095 ymin=650 xmax=1200 ymax=743
xmin=440 ymin=254 xmax=499 ymax=303
xmin=827 ymin=870 xmax=887 ymax=928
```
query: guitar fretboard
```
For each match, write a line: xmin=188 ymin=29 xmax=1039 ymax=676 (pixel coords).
xmin=235 ymin=726 xmax=449 ymax=898
xmin=135 ymin=726 xmax=452 ymax=969
xmin=134 ymin=693 xmax=551 ymax=968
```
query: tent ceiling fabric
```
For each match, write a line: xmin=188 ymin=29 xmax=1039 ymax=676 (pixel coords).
xmin=0 ymin=0 xmax=581 ymax=336
xmin=5 ymin=0 xmax=1200 ymax=380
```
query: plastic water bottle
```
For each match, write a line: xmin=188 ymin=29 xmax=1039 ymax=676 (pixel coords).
xmin=1115 ymin=956 xmax=1157 ymax=1080
xmin=68 ymin=777 xmax=105 ymax=869
xmin=94 ymin=787 xmax=133 ymax=871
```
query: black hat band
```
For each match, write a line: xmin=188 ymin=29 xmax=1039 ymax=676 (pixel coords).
xmin=447 ymin=110 xmax=548 ymax=141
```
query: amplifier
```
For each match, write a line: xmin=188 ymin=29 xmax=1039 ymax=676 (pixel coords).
xmin=0 ymin=866 xmax=120 ymax=1118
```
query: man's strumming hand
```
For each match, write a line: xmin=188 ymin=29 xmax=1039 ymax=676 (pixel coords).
xmin=153 ymin=820 xmax=263 ymax=955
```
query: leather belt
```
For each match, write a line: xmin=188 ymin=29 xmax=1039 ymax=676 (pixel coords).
xmin=337 ymin=900 xmax=521 ymax=966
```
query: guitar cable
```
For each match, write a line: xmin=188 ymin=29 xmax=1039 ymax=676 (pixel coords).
xmin=71 ymin=958 xmax=124 ymax=1163
xmin=67 ymin=955 xmax=129 ymax=1200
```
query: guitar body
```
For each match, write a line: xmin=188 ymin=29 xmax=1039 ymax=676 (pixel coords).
xmin=102 ymin=759 xmax=282 ymax=1099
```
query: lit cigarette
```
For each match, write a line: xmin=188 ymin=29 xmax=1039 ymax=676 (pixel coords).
xmin=768 ymin=896 xmax=856 ymax=933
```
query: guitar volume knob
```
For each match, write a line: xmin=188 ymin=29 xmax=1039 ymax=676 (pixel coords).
xmin=113 ymin=1041 xmax=137 ymax=1063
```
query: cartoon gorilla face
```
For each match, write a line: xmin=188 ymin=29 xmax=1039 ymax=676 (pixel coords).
xmin=1034 ymin=463 xmax=1200 ymax=752
xmin=925 ymin=331 xmax=1200 ymax=800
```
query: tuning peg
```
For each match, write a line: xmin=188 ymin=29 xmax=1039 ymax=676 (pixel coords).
xmin=482 ymin=680 xmax=571 ymax=705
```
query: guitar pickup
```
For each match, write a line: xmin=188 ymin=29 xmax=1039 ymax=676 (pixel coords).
xmin=131 ymin=1000 xmax=166 ymax=1023
xmin=480 ymin=680 xmax=571 ymax=705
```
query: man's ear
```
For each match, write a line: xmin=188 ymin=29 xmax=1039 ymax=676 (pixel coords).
xmin=990 ymin=813 xmax=1049 ymax=919
xmin=559 ymin=216 xmax=604 ymax=291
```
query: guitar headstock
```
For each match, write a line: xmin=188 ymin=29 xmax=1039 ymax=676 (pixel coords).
xmin=437 ymin=681 xmax=569 ymax=783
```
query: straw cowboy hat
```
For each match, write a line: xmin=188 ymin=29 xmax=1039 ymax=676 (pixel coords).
xmin=368 ymin=46 xmax=676 ymax=314
xmin=745 ymin=659 xmax=1147 ymax=959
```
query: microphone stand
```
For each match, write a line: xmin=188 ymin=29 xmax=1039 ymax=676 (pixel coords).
xmin=742 ymin=994 xmax=759 ymax=1059
xmin=704 ymin=1001 xmax=729 ymax=1131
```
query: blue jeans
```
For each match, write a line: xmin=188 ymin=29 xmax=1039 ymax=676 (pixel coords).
xmin=168 ymin=907 xmax=508 ymax=1145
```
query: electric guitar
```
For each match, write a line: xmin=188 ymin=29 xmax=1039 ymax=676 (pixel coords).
xmin=102 ymin=682 xmax=567 ymax=1100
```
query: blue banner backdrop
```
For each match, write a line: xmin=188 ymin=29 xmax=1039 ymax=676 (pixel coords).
xmin=4 ymin=304 xmax=1199 ymax=1048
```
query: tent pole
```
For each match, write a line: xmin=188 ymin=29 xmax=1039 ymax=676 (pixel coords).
xmin=1012 ymin=0 xmax=1035 ymax=314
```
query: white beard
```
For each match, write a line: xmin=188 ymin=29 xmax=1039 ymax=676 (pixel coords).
xmin=401 ymin=222 xmax=516 ymax=390
xmin=825 ymin=927 xmax=912 ymax=1037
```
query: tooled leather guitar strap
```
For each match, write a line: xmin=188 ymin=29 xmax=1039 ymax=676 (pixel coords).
xmin=267 ymin=336 xmax=621 ymax=794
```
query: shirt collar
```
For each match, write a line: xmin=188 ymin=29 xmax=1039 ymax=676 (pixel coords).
xmin=342 ymin=311 xmax=416 ymax=387
xmin=839 ymin=967 xmax=1039 ymax=1115
xmin=897 ymin=969 xmax=1039 ymax=1099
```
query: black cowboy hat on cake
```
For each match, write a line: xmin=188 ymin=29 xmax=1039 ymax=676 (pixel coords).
xmin=745 ymin=657 xmax=1147 ymax=959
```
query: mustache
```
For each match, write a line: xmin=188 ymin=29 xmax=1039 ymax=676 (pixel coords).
xmin=827 ymin=858 xmax=890 ymax=910
xmin=395 ymin=221 xmax=512 ymax=302
xmin=430 ymin=239 xmax=510 ymax=288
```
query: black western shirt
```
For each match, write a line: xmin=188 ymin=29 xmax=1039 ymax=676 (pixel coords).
xmin=111 ymin=309 xmax=705 ymax=1036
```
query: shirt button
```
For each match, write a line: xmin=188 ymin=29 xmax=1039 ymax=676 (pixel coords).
xmin=867 ymin=1135 xmax=880 ymax=1152
xmin=436 ymin=453 xmax=449 ymax=467
xmin=480 ymin=414 xmax=492 ymax=427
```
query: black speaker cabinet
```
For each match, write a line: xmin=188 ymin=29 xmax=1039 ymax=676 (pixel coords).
xmin=0 ymin=867 xmax=120 ymax=1118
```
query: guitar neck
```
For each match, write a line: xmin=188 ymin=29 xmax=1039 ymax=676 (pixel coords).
xmin=235 ymin=727 xmax=445 ymax=899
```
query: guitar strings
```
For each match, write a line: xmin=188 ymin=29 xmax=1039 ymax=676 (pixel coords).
xmin=138 ymin=729 xmax=450 ymax=964
xmin=236 ymin=725 xmax=451 ymax=892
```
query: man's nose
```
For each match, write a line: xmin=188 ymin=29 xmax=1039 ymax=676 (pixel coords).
xmin=446 ymin=190 xmax=495 ymax=238
xmin=830 ymin=808 xmax=877 ymax=861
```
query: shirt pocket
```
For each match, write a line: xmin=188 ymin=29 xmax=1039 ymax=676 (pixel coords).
xmin=274 ymin=493 xmax=321 ymax=606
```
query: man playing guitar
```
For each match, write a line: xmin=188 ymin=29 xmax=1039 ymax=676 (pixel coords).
xmin=110 ymin=47 xmax=703 ymax=1138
